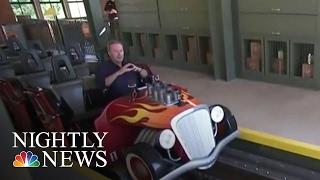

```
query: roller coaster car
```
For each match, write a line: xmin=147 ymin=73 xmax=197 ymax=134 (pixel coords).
xmin=95 ymin=70 xmax=239 ymax=180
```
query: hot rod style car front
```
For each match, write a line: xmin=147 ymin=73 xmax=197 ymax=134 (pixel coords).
xmin=94 ymin=75 xmax=239 ymax=180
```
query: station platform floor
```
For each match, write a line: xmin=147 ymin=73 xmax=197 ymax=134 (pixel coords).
xmin=153 ymin=65 xmax=320 ymax=158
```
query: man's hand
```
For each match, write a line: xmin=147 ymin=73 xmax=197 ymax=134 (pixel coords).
xmin=131 ymin=64 xmax=143 ymax=72
xmin=130 ymin=63 xmax=148 ymax=78
xmin=104 ymin=63 xmax=134 ymax=87
xmin=104 ymin=63 xmax=149 ymax=87
xmin=117 ymin=63 xmax=136 ymax=75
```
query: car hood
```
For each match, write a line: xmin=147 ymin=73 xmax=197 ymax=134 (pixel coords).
xmin=97 ymin=90 xmax=201 ymax=129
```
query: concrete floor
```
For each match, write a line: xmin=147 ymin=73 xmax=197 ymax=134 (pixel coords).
xmin=153 ymin=66 xmax=320 ymax=146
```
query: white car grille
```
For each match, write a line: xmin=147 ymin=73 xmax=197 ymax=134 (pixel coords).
xmin=171 ymin=105 xmax=215 ymax=160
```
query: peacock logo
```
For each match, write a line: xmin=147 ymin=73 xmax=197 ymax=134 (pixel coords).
xmin=13 ymin=151 xmax=40 ymax=167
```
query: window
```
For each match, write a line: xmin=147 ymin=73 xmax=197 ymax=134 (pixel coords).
xmin=10 ymin=0 xmax=37 ymax=19
xmin=67 ymin=0 xmax=86 ymax=18
xmin=39 ymin=0 xmax=66 ymax=19
xmin=9 ymin=0 xmax=87 ymax=20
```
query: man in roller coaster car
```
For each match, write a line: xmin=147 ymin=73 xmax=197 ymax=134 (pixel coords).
xmin=95 ymin=40 xmax=148 ymax=102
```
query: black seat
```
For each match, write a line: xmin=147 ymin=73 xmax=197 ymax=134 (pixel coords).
xmin=27 ymin=40 xmax=48 ymax=58
xmin=5 ymin=36 xmax=26 ymax=57
xmin=50 ymin=79 xmax=85 ymax=116
xmin=49 ymin=54 xmax=102 ymax=125
xmin=74 ymin=63 xmax=90 ymax=78
xmin=82 ymin=74 xmax=96 ymax=90
xmin=22 ymin=49 xmax=46 ymax=74
xmin=43 ymin=56 xmax=53 ymax=72
xmin=18 ymin=71 xmax=51 ymax=88
xmin=12 ymin=49 xmax=45 ymax=75
xmin=51 ymin=55 xmax=77 ymax=83
xmin=66 ymin=43 xmax=85 ymax=65
xmin=10 ymin=56 xmax=24 ymax=75
xmin=50 ymin=79 xmax=101 ymax=124
xmin=87 ymin=61 xmax=98 ymax=74
xmin=0 ymin=48 xmax=9 ymax=65
xmin=0 ymin=65 xmax=15 ymax=78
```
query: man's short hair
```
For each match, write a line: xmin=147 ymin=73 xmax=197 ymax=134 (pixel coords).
xmin=106 ymin=40 xmax=123 ymax=52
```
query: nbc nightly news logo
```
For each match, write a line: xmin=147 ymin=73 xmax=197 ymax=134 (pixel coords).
xmin=13 ymin=151 xmax=40 ymax=167
xmin=12 ymin=132 xmax=112 ymax=168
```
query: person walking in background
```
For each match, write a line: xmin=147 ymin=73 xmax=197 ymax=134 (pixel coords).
xmin=104 ymin=0 xmax=120 ymax=39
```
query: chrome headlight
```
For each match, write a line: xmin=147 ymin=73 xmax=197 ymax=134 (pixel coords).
xmin=210 ymin=105 xmax=224 ymax=123
xmin=159 ymin=129 xmax=176 ymax=149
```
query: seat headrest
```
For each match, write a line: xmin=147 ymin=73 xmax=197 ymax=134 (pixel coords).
xmin=67 ymin=43 xmax=84 ymax=65
xmin=8 ymin=36 xmax=25 ymax=52
xmin=0 ymin=49 xmax=9 ymax=65
xmin=22 ymin=49 xmax=45 ymax=74
xmin=28 ymin=40 xmax=48 ymax=58
xmin=51 ymin=55 xmax=77 ymax=83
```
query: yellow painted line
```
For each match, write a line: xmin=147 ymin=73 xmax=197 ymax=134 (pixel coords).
xmin=239 ymin=127 xmax=320 ymax=160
